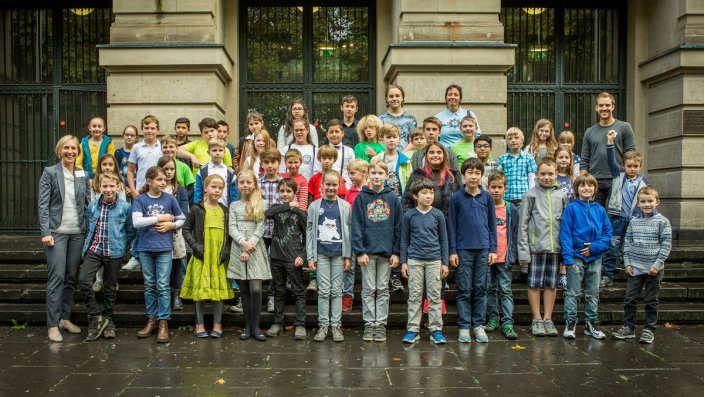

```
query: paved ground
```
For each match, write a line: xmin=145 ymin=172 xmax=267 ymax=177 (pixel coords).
xmin=0 ymin=324 xmax=701 ymax=396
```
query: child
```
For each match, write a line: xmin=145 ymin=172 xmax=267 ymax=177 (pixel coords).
xmin=78 ymin=172 xmax=135 ymax=341
xmin=228 ymin=169 xmax=270 ymax=341
xmin=259 ymin=148 xmax=283 ymax=311
xmin=181 ymin=174 xmax=234 ymax=338
xmin=410 ymin=117 xmax=460 ymax=172
xmin=132 ymin=166 xmax=185 ymax=343
xmin=77 ymin=116 xmax=115 ymax=179
xmin=372 ymin=124 xmax=412 ymax=198
xmin=177 ymin=117 xmax=233 ymax=174
xmin=560 ymin=173 xmax=612 ymax=340
xmin=352 ymin=158 xmax=403 ymax=342
xmin=451 ymin=116 xmax=479 ymax=165
xmin=448 ymin=158 xmax=497 ymax=343
xmin=264 ymin=178 xmax=308 ymax=340
xmin=239 ymin=129 xmax=275 ymax=177
xmin=354 ymin=114 xmax=385 ymax=162
xmin=307 ymin=170 xmax=352 ymax=342
xmin=280 ymin=148 xmax=309 ymax=212
xmin=525 ymin=118 xmax=558 ymax=162
xmin=400 ymin=177 xmax=449 ymax=344
xmin=557 ymin=130 xmax=581 ymax=177
xmin=497 ymin=127 xmax=538 ymax=208
xmin=379 ymin=84 xmax=417 ymax=150
xmin=216 ymin=120 xmax=238 ymax=167
xmin=474 ymin=134 xmax=502 ymax=190
xmin=114 ymin=125 xmax=138 ymax=185
xmin=173 ymin=117 xmax=192 ymax=169
xmin=239 ymin=112 xmax=264 ymax=161
xmin=555 ymin=146 xmax=576 ymax=289
xmin=161 ymin=136 xmax=195 ymax=194
xmin=325 ymin=119 xmax=355 ymax=188
xmin=340 ymin=95 xmax=359 ymax=147
xmin=601 ymin=130 xmax=651 ymax=288
xmin=342 ymin=159 xmax=369 ymax=312
xmin=518 ymin=158 xmax=568 ymax=337
xmin=193 ymin=139 xmax=238 ymax=207
xmin=611 ymin=186 xmax=672 ymax=344
xmin=279 ymin=119 xmax=319 ymax=180
xmin=308 ymin=145 xmax=348 ymax=201
xmin=403 ymin=127 xmax=426 ymax=159
xmin=485 ymin=171 xmax=519 ymax=340
xmin=277 ymin=99 xmax=319 ymax=148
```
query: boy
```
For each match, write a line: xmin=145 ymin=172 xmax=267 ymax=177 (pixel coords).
xmin=325 ymin=119 xmax=355 ymax=188
xmin=403 ymin=127 xmax=426 ymax=159
xmin=217 ymin=120 xmax=239 ymax=169
xmin=474 ymin=134 xmax=503 ymax=190
xmin=612 ymin=187 xmax=672 ymax=344
xmin=78 ymin=172 xmax=135 ymax=341
xmin=193 ymin=139 xmax=238 ymax=207
xmin=400 ymin=177 xmax=449 ymax=344
xmin=497 ymin=127 xmax=537 ymax=208
xmin=308 ymin=145 xmax=348 ymax=201
xmin=451 ymin=116 xmax=479 ymax=165
xmin=410 ymin=117 xmax=460 ymax=171
xmin=518 ymin=158 xmax=568 ymax=337
xmin=77 ymin=116 xmax=115 ymax=179
xmin=161 ymin=136 xmax=195 ymax=193
xmin=176 ymin=117 xmax=233 ymax=175
xmin=448 ymin=158 xmax=497 ymax=343
xmin=115 ymin=125 xmax=137 ymax=186
xmin=173 ymin=117 xmax=192 ymax=169
xmin=342 ymin=159 xmax=369 ymax=312
xmin=560 ymin=174 xmax=612 ymax=340
xmin=372 ymin=124 xmax=413 ymax=199
xmin=485 ymin=171 xmax=519 ymax=340
xmin=265 ymin=178 xmax=308 ymax=341
xmin=307 ymin=170 xmax=352 ymax=342
xmin=259 ymin=147 xmax=283 ymax=312
xmin=601 ymin=130 xmax=651 ymax=288
xmin=280 ymin=148 xmax=309 ymax=211
xmin=340 ymin=95 xmax=359 ymax=148
xmin=352 ymin=158 xmax=403 ymax=342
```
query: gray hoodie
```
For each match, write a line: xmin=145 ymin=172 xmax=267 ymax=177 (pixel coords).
xmin=518 ymin=183 xmax=568 ymax=263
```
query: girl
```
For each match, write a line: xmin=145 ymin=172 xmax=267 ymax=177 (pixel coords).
xmin=39 ymin=135 xmax=91 ymax=342
xmin=132 ymin=166 xmax=185 ymax=343
xmin=555 ymin=147 xmax=576 ymax=290
xmin=379 ymin=84 xmax=417 ymax=151
xmin=239 ymin=129 xmax=275 ymax=177
xmin=354 ymin=115 xmax=385 ymax=162
xmin=239 ymin=112 xmax=265 ymax=163
xmin=77 ymin=116 xmax=115 ymax=179
xmin=279 ymin=119 xmax=319 ymax=180
xmin=115 ymin=125 xmax=138 ymax=185
xmin=182 ymin=174 xmax=234 ymax=338
xmin=277 ymin=99 xmax=319 ymax=148
xmin=228 ymin=169 xmax=270 ymax=341
xmin=525 ymin=118 xmax=558 ymax=163
xmin=558 ymin=130 xmax=582 ymax=177
xmin=157 ymin=155 xmax=190 ymax=310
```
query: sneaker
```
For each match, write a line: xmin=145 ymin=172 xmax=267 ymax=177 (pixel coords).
xmin=402 ymin=331 xmax=420 ymax=343
xmin=543 ymin=319 xmax=559 ymax=337
xmin=373 ymin=326 xmax=386 ymax=342
xmin=520 ymin=263 xmax=529 ymax=275
xmin=85 ymin=316 xmax=107 ymax=342
xmin=92 ymin=280 xmax=103 ymax=293
xmin=458 ymin=328 xmax=472 ymax=343
xmin=307 ymin=279 xmax=318 ymax=292
xmin=362 ymin=325 xmax=375 ymax=341
xmin=313 ymin=326 xmax=328 ymax=342
xmin=502 ymin=323 xmax=518 ymax=340
xmin=563 ymin=320 xmax=577 ymax=339
xmin=531 ymin=319 xmax=546 ymax=337
xmin=331 ymin=326 xmax=344 ymax=342
xmin=474 ymin=326 xmax=489 ymax=343
xmin=122 ymin=257 xmax=140 ymax=271
xmin=294 ymin=326 xmax=306 ymax=340
xmin=600 ymin=276 xmax=613 ymax=288
xmin=558 ymin=274 xmax=568 ymax=289
xmin=639 ymin=329 xmax=655 ymax=344
xmin=485 ymin=319 xmax=500 ymax=332
xmin=441 ymin=299 xmax=447 ymax=314
xmin=342 ymin=295 xmax=353 ymax=312
xmin=423 ymin=298 xmax=429 ymax=314
xmin=390 ymin=275 xmax=404 ymax=292
xmin=231 ymin=279 xmax=239 ymax=290
xmin=584 ymin=321 xmax=606 ymax=340
xmin=612 ymin=326 xmax=636 ymax=340
xmin=229 ymin=297 xmax=243 ymax=313
xmin=430 ymin=330 xmax=447 ymax=344
xmin=266 ymin=296 xmax=274 ymax=313
xmin=266 ymin=324 xmax=282 ymax=337
xmin=102 ymin=317 xmax=116 ymax=339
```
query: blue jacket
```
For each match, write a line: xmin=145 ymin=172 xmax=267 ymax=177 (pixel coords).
xmin=82 ymin=196 xmax=136 ymax=259
xmin=351 ymin=186 xmax=403 ymax=257
xmin=559 ymin=199 xmax=612 ymax=266
xmin=80 ymin=135 xmax=113 ymax=179
xmin=193 ymin=165 xmax=238 ymax=205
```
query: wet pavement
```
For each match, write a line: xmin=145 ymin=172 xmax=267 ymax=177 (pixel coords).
xmin=0 ymin=324 xmax=701 ymax=396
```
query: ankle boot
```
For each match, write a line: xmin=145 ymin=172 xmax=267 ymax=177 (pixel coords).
xmin=157 ymin=320 xmax=170 ymax=343
xmin=136 ymin=316 xmax=158 ymax=338
xmin=172 ymin=291 xmax=183 ymax=310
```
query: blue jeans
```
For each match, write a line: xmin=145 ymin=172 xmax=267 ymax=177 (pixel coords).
xmin=603 ymin=215 xmax=629 ymax=278
xmin=342 ymin=255 xmax=356 ymax=297
xmin=316 ymin=255 xmax=344 ymax=327
xmin=486 ymin=263 xmax=514 ymax=325
xmin=140 ymin=251 xmax=173 ymax=320
xmin=564 ymin=258 xmax=601 ymax=323
xmin=456 ymin=249 xmax=489 ymax=329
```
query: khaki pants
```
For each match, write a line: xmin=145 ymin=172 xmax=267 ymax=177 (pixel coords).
xmin=406 ymin=259 xmax=443 ymax=332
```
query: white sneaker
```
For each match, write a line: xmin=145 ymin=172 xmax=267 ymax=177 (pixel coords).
xmin=474 ymin=326 xmax=489 ymax=343
xmin=122 ymin=257 xmax=141 ymax=271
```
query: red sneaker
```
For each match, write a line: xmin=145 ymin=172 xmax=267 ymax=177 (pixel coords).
xmin=342 ymin=295 xmax=353 ymax=312
xmin=441 ymin=299 xmax=447 ymax=314
xmin=423 ymin=298 xmax=429 ymax=314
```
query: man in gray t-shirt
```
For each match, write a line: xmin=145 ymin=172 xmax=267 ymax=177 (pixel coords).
xmin=580 ymin=93 xmax=637 ymax=207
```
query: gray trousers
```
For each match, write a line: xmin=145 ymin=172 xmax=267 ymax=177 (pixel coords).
xmin=407 ymin=259 xmax=443 ymax=332
xmin=360 ymin=255 xmax=391 ymax=327
xmin=45 ymin=232 xmax=84 ymax=327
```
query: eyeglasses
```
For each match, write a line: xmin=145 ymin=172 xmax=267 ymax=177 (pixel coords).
xmin=475 ymin=144 xmax=491 ymax=149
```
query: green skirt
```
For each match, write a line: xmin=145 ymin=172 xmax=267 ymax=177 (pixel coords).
xmin=180 ymin=226 xmax=234 ymax=301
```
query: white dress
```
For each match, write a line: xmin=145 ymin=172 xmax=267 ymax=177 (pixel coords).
xmin=227 ymin=201 xmax=271 ymax=280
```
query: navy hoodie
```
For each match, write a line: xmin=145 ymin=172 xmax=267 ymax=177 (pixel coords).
xmin=351 ymin=185 xmax=403 ymax=257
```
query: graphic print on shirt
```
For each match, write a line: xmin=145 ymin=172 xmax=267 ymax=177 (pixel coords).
xmin=387 ymin=170 xmax=401 ymax=197
xmin=317 ymin=216 xmax=341 ymax=243
xmin=146 ymin=203 xmax=166 ymax=217
xmin=367 ymin=199 xmax=390 ymax=223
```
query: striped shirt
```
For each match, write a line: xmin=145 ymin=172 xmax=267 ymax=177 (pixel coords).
xmin=497 ymin=151 xmax=537 ymax=201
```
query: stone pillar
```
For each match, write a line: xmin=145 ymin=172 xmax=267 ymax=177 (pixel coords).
xmin=99 ymin=0 xmax=236 ymax=139
xmin=381 ymin=0 xmax=515 ymax=151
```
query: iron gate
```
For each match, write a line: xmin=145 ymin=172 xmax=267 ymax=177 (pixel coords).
xmin=0 ymin=2 xmax=112 ymax=231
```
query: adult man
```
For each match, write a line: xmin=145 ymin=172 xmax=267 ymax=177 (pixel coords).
xmin=580 ymin=92 xmax=636 ymax=207
xmin=435 ymin=84 xmax=482 ymax=148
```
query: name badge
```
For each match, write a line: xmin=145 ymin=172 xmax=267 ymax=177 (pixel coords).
xmin=75 ymin=170 xmax=86 ymax=178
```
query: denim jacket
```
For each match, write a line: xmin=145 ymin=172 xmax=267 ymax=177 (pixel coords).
xmin=82 ymin=195 xmax=136 ymax=259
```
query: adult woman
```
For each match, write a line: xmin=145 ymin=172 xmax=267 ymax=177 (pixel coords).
xmin=38 ymin=135 xmax=91 ymax=342
xmin=435 ymin=84 xmax=483 ymax=148
xmin=379 ymin=84 xmax=418 ymax=151
xmin=276 ymin=99 xmax=319 ymax=148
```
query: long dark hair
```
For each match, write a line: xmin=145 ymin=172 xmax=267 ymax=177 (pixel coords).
xmin=139 ymin=166 xmax=167 ymax=194
xmin=157 ymin=155 xmax=180 ymax=193
xmin=283 ymin=99 xmax=310 ymax=139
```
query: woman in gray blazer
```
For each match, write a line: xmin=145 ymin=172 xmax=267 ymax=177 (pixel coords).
xmin=38 ymin=135 xmax=91 ymax=342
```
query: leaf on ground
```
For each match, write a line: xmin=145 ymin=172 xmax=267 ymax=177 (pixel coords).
xmin=214 ymin=378 xmax=225 ymax=385
xmin=285 ymin=325 xmax=295 ymax=331
xmin=391 ymin=357 xmax=401 ymax=361
xmin=664 ymin=322 xmax=681 ymax=329
xmin=511 ymin=344 xmax=526 ymax=350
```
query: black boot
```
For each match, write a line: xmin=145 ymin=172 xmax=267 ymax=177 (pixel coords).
xmin=172 ymin=290 xmax=183 ymax=311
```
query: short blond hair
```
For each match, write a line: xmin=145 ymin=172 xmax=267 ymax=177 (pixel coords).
xmin=207 ymin=139 xmax=226 ymax=151
xmin=347 ymin=158 xmax=369 ymax=174
xmin=317 ymin=145 xmax=338 ymax=161
xmin=505 ymin=127 xmax=524 ymax=139
xmin=368 ymin=157 xmax=389 ymax=174
xmin=161 ymin=135 xmax=178 ymax=146
xmin=379 ymin=124 xmax=400 ymax=139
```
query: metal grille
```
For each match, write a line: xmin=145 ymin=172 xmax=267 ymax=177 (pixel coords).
xmin=502 ymin=2 xmax=625 ymax=152
xmin=0 ymin=4 xmax=112 ymax=231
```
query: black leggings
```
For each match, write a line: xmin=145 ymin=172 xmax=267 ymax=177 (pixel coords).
xmin=239 ymin=279 xmax=263 ymax=336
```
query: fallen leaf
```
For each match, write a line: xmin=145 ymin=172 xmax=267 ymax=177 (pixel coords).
xmin=214 ymin=378 xmax=225 ymax=385
xmin=664 ymin=322 xmax=681 ymax=329
xmin=511 ymin=344 xmax=526 ymax=350
xmin=391 ymin=357 xmax=401 ymax=361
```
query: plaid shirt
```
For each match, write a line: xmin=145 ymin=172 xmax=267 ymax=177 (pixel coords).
xmin=259 ymin=175 xmax=282 ymax=238
xmin=497 ymin=151 xmax=537 ymax=201
xmin=89 ymin=197 xmax=117 ymax=256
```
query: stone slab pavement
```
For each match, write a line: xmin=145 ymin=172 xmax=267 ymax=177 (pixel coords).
xmin=0 ymin=324 xmax=701 ymax=396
